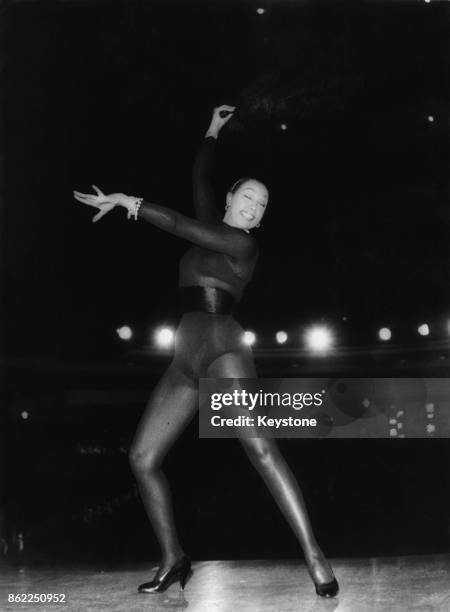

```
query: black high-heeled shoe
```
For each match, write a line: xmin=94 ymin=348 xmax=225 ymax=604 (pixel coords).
xmin=314 ymin=577 xmax=339 ymax=598
xmin=138 ymin=555 xmax=192 ymax=593
xmin=306 ymin=551 xmax=339 ymax=598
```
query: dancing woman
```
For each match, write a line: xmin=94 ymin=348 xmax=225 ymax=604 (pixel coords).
xmin=73 ymin=105 xmax=339 ymax=598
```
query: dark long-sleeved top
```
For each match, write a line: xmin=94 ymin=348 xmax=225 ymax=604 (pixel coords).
xmin=137 ymin=137 xmax=258 ymax=301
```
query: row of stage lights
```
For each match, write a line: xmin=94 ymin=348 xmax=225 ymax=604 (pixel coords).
xmin=116 ymin=321 xmax=449 ymax=354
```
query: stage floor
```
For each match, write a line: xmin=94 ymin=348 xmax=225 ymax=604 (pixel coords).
xmin=1 ymin=554 xmax=449 ymax=612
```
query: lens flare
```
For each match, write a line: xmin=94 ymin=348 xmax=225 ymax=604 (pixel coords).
xmin=243 ymin=331 xmax=256 ymax=346
xmin=417 ymin=323 xmax=430 ymax=336
xmin=378 ymin=327 xmax=392 ymax=341
xmin=116 ymin=326 xmax=133 ymax=340
xmin=276 ymin=331 xmax=288 ymax=344
xmin=155 ymin=327 xmax=175 ymax=348
xmin=304 ymin=326 xmax=334 ymax=353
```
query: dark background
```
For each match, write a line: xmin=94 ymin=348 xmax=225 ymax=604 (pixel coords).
xmin=0 ymin=0 xmax=449 ymax=564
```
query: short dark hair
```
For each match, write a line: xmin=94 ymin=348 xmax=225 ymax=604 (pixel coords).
xmin=227 ymin=176 xmax=258 ymax=194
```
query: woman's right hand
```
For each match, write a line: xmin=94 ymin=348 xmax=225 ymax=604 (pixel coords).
xmin=206 ymin=104 xmax=236 ymax=137
xmin=73 ymin=185 xmax=131 ymax=222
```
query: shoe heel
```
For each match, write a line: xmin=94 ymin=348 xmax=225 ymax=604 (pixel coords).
xmin=179 ymin=567 xmax=192 ymax=591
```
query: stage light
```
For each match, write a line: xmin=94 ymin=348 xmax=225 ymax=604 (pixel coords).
xmin=256 ymin=8 xmax=265 ymax=15
xmin=417 ymin=323 xmax=430 ymax=336
xmin=378 ymin=327 xmax=391 ymax=341
xmin=280 ymin=123 xmax=288 ymax=131
xmin=116 ymin=325 xmax=133 ymax=340
xmin=304 ymin=325 xmax=334 ymax=353
xmin=427 ymin=115 xmax=434 ymax=122
xmin=155 ymin=327 xmax=175 ymax=348
xmin=424 ymin=0 xmax=431 ymax=3
xmin=243 ymin=331 xmax=256 ymax=346
xmin=21 ymin=411 xmax=29 ymax=420
xmin=276 ymin=331 xmax=288 ymax=344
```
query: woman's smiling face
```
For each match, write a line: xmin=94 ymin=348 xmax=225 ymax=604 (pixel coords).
xmin=224 ymin=179 xmax=269 ymax=231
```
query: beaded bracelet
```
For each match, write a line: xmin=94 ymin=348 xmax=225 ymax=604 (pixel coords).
xmin=126 ymin=197 xmax=143 ymax=221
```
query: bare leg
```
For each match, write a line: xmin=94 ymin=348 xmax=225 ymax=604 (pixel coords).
xmin=207 ymin=352 xmax=336 ymax=586
xmin=129 ymin=363 xmax=198 ymax=576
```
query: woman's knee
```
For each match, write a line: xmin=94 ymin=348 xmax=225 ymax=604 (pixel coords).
xmin=128 ymin=445 xmax=160 ymax=476
xmin=242 ymin=438 xmax=279 ymax=468
xmin=207 ymin=350 xmax=256 ymax=378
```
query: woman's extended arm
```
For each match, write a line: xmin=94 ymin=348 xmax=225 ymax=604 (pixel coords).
xmin=137 ymin=199 xmax=255 ymax=259
xmin=73 ymin=187 xmax=256 ymax=260
xmin=191 ymin=105 xmax=235 ymax=223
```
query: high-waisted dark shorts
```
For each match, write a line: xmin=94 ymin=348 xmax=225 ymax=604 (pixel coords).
xmin=173 ymin=287 xmax=253 ymax=379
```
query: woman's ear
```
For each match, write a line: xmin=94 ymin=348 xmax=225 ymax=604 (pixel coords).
xmin=225 ymin=192 xmax=232 ymax=208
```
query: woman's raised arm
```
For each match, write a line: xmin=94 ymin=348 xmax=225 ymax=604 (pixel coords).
xmin=192 ymin=105 xmax=235 ymax=223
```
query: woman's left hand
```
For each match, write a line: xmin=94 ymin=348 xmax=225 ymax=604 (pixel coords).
xmin=73 ymin=185 xmax=127 ymax=222
xmin=206 ymin=104 xmax=236 ymax=138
